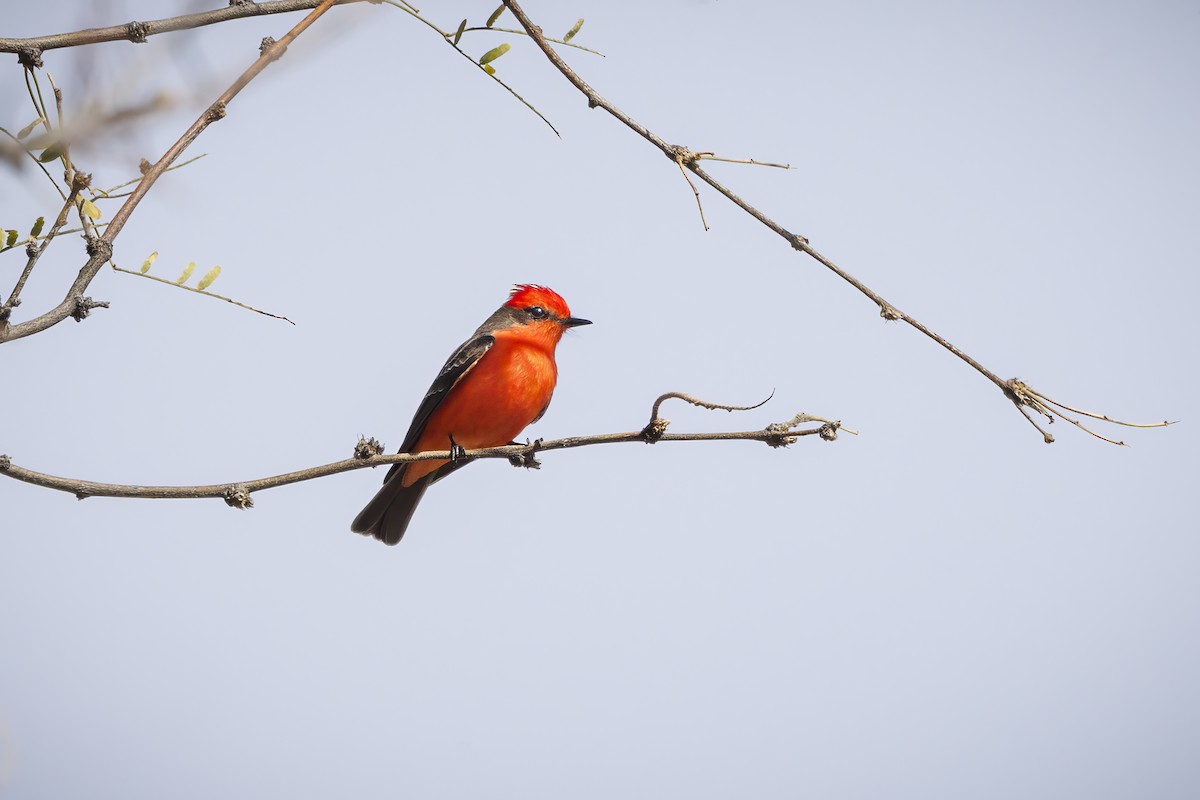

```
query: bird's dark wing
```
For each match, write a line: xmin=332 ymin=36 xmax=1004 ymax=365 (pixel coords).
xmin=384 ymin=333 xmax=495 ymax=483
xmin=351 ymin=333 xmax=495 ymax=544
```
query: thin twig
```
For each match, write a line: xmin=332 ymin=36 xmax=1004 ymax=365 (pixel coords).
xmin=1005 ymin=379 xmax=1174 ymax=446
xmin=1026 ymin=387 xmax=1173 ymax=429
xmin=0 ymin=190 xmax=79 ymax=324
xmin=648 ymin=390 xmax=774 ymax=425
xmin=459 ymin=26 xmax=605 ymax=56
xmin=0 ymin=125 xmax=66 ymax=199
xmin=111 ymin=264 xmax=295 ymax=324
xmin=500 ymin=0 xmax=1166 ymax=444
xmin=381 ymin=0 xmax=559 ymax=137
xmin=0 ymin=407 xmax=833 ymax=502
xmin=0 ymin=0 xmax=337 ymax=343
xmin=674 ymin=149 xmax=708 ymax=231
xmin=0 ymin=0 xmax=366 ymax=53
xmin=642 ymin=390 xmax=774 ymax=440
xmin=696 ymin=154 xmax=791 ymax=170
xmin=96 ymin=154 xmax=207 ymax=197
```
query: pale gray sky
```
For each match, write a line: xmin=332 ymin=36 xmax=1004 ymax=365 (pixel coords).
xmin=2 ymin=2 xmax=1198 ymax=798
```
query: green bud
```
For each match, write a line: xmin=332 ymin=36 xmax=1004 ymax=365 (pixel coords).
xmin=197 ymin=265 xmax=221 ymax=291
xmin=176 ymin=261 xmax=195 ymax=284
xmin=479 ymin=43 xmax=510 ymax=66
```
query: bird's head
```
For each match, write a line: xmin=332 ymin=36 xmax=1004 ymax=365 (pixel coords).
xmin=502 ymin=284 xmax=591 ymax=343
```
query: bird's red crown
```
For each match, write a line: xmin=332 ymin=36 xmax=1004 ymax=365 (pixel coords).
xmin=505 ymin=284 xmax=572 ymax=319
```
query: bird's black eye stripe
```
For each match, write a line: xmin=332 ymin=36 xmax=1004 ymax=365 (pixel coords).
xmin=526 ymin=305 xmax=548 ymax=319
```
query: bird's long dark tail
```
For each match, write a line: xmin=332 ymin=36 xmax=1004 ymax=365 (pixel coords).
xmin=350 ymin=470 xmax=430 ymax=546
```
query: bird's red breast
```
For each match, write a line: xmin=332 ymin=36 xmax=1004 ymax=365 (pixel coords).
xmin=401 ymin=324 xmax=561 ymax=486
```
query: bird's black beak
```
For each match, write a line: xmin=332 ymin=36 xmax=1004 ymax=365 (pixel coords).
xmin=563 ymin=317 xmax=592 ymax=328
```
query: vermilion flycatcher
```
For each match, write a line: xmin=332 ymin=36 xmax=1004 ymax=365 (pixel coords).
xmin=352 ymin=285 xmax=591 ymax=545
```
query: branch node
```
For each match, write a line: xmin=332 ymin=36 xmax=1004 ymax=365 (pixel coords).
xmin=790 ymin=233 xmax=809 ymax=250
xmin=259 ymin=36 xmax=278 ymax=57
xmin=138 ymin=158 xmax=152 ymax=175
xmin=879 ymin=302 xmax=903 ymax=321
xmin=353 ymin=436 xmax=384 ymax=460
xmin=207 ymin=102 xmax=228 ymax=123
xmin=641 ymin=417 xmax=669 ymax=443
xmin=508 ymin=438 xmax=543 ymax=469
xmin=819 ymin=421 xmax=841 ymax=442
xmin=223 ymin=484 xmax=254 ymax=509
xmin=229 ymin=0 xmax=254 ymax=6
xmin=763 ymin=431 xmax=796 ymax=448
xmin=17 ymin=48 xmax=43 ymax=69
xmin=126 ymin=21 xmax=151 ymax=44
xmin=669 ymin=144 xmax=697 ymax=166
xmin=763 ymin=417 xmax=801 ymax=447
xmin=85 ymin=235 xmax=110 ymax=259
xmin=0 ymin=455 xmax=10 ymax=471
xmin=71 ymin=296 xmax=110 ymax=322
xmin=71 ymin=171 xmax=93 ymax=193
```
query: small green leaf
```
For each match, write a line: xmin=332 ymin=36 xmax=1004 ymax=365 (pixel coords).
xmin=79 ymin=198 xmax=102 ymax=220
xmin=5 ymin=230 xmax=17 ymax=248
xmin=197 ymin=265 xmax=221 ymax=291
xmin=486 ymin=4 xmax=505 ymax=27
xmin=563 ymin=18 xmax=584 ymax=42
xmin=453 ymin=18 xmax=467 ymax=45
xmin=140 ymin=251 xmax=158 ymax=274
xmin=479 ymin=42 xmax=510 ymax=66
xmin=482 ymin=64 xmax=496 ymax=76
xmin=17 ymin=116 xmax=45 ymax=140
xmin=37 ymin=142 xmax=64 ymax=163
xmin=176 ymin=261 xmax=195 ymax=285
xmin=30 ymin=217 xmax=45 ymax=238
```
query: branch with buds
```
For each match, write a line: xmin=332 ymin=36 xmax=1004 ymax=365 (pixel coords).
xmin=0 ymin=0 xmax=338 ymax=343
xmin=0 ymin=393 xmax=844 ymax=506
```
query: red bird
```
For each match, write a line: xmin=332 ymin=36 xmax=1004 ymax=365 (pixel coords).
xmin=352 ymin=285 xmax=590 ymax=544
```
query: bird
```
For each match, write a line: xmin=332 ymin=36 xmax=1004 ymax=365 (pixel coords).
xmin=351 ymin=284 xmax=591 ymax=545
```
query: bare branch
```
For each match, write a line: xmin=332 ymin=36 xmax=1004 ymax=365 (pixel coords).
xmin=499 ymin=0 xmax=1168 ymax=444
xmin=0 ymin=0 xmax=366 ymax=54
xmin=0 ymin=400 xmax=838 ymax=502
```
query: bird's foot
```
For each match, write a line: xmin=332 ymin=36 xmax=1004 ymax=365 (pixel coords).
xmin=447 ymin=433 xmax=467 ymax=463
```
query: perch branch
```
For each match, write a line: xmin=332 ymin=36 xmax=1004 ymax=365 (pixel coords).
xmin=0 ymin=393 xmax=840 ymax=503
